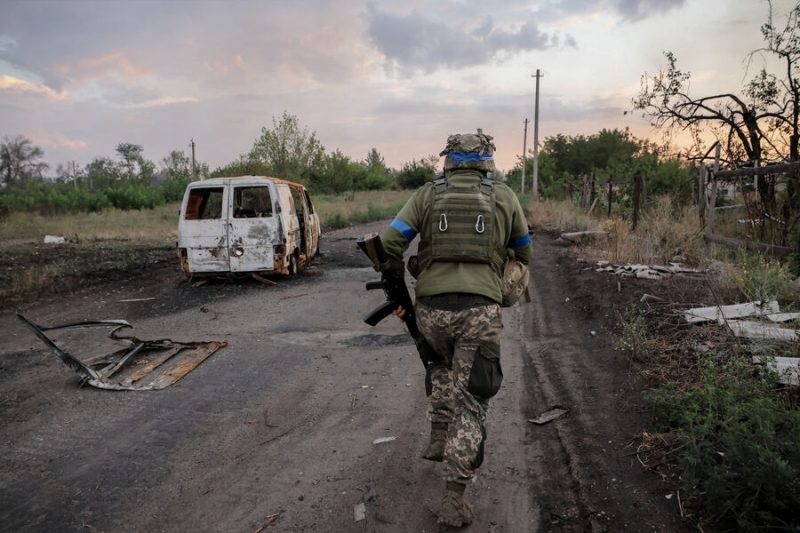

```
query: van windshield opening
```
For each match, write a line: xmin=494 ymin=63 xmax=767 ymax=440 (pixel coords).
xmin=185 ymin=187 xmax=224 ymax=220
xmin=234 ymin=186 xmax=273 ymax=218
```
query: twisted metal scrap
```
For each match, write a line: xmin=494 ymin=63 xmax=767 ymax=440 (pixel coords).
xmin=16 ymin=312 xmax=226 ymax=391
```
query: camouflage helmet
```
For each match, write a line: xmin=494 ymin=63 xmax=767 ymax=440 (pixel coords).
xmin=439 ymin=129 xmax=496 ymax=173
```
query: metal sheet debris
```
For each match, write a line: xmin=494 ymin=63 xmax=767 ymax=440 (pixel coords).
xmin=16 ymin=312 xmax=226 ymax=391
xmin=528 ymin=407 xmax=569 ymax=425
xmin=754 ymin=356 xmax=800 ymax=386
xmin=684 ymin=301 xmax=799 ymax=343
xmin=595 ymin=261 xmax=701 ymax=280
xmin=560 ymin=231 xmax=610 ymax=244
xmin=766 ymin=312 xmax=800 ymax=323
xmin=727 ymin=320 xmax=800 ymax=342
xmin=684 ymin=301 xmax=780 ymax=324
xmin=684 ymin=302 xmax=800 ymax=385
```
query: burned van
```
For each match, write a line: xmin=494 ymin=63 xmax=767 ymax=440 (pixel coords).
xmin=177 ymin=176 xmax=321 ymax=278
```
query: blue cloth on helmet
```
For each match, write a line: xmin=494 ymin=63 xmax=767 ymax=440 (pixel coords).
xmin=447 ymin=151 xmax=494 ymax=164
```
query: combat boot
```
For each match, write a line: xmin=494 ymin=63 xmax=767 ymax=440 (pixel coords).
xmin=438 ymin=481 xmax=474 ymax=527
xmin=421 ymin=422 xmax=447 ymax=461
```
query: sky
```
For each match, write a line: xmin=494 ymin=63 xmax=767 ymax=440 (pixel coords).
xmin=0 ymin=0 xmax=795 ymax=175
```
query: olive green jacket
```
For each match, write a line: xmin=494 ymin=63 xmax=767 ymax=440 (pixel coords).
xmin=382 ymin=169 xmax=532 ymax=304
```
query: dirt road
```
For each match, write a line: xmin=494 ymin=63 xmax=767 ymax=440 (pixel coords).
xmin=0 ymin=220 xmax=691 ymax=532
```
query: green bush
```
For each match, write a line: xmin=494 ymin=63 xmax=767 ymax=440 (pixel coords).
xmin=325 ymin=213 xmax=348 ymax=229
xmin=159 ymin=178 xmax=191 ymax=203
xmin=646 ymin=353 xmax=800 ymax=531
xmin=721 ymin=249 xmax=800 ymax=311
xmin=323 ymin=201 xmax=405 ymax=229
xmin=105 ymin=183 xmax=164 ymax=210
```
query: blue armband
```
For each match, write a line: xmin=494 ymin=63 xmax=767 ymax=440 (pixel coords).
xmin=390 ymin=218 xmax=417 ymax=241
xmin=508 ymin=233 xmax=532 ymax=249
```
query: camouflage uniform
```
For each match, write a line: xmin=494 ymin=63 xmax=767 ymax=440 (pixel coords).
xmin=415 ymin=293 xmax=503 ymax=485
xmin=381 ymin=130 xmax=532 ymax=526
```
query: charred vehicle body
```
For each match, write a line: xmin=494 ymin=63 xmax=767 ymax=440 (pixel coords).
xmin=177 ymin=176 xmax=321 ymax=278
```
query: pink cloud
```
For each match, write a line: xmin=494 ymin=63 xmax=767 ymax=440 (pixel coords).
xmin=59 ymin=53 xmax=151 ymax=86
xmin=38 ymin=133 xmax=89 ymax=150
xmin=0 ymin=75 xmax=69 ymax=100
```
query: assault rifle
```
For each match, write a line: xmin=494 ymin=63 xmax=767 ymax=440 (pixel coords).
xmin=356 ymin=232 xmax=439 ymax=369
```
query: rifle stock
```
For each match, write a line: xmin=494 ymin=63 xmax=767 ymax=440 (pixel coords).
xmin=356 ymin=232 xmax=439 ymax=368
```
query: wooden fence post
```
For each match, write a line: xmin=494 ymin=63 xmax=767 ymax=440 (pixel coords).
xmin=581 ymin=174 xmax=589 ymax=208
xmin=698 ymin=165 xmax=707 ymax=224
xmin=632 ymin=173 xmax=642 ymax=230
xmin=706 ymin=170 xmax=718 ymax=237
xmin=607 ymin=176 xmax=613 ymax=218
xmin=640 ymin=171 xmax=647 ymax=207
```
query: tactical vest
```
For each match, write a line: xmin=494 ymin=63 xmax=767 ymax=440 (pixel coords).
xmin=417 ymin=176 xmax=506 ymax=276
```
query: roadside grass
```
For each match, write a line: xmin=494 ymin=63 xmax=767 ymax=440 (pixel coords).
xmin=527 ymin=196 xmax=705 ymax=266
xmin=530 ymin=196 xmax=800 ymax=530
xmin=0 ymin=239 xmax=177 ymax=307
xmin=0 ymin=202 xmax=180 ymax=244
xmin=526 ymin=199 xmax=604 ymax=233
xmin=314 ymin=190 xmax=412 ymax=229
xmin=0 ymin=204 xmax=180 ymax=306
xmin=716 ymin=247 xmax=800 ymax=311
xmin=0 ymin=191 xmax=412 ymax=304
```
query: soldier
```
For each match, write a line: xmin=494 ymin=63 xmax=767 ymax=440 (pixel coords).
xmin=381 ymin=130 xmax=533 ymax=527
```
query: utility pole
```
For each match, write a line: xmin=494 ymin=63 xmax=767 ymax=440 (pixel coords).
xmin=190 ymin=138 xmax=197 ymax=181
xmin=521 ymin=119 xmax=529 ymax=194
xmin=532 ymin=69 xmax=543 ymax=201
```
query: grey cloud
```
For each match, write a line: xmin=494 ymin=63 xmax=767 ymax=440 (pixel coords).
xmin=614 ymin=0 xmax=686 ymax=22
xmin=486 ymin=19 xmax=553 ymax=52
xmin=365 ymin=4 xmax=562 ymax=76
xmin=534 ymin=0 xmax=685 ymax=23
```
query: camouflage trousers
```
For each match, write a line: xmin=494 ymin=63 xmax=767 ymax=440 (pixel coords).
xmin=415 ymin=294 xmax=503 ymax=485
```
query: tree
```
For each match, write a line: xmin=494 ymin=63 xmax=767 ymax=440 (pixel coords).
xmin=54 ymin=162 xmax=85 ymax=187
xmin=632 ymin=1 xmax=800 ymax=166
xmin=362 ymin=148 xmax=392 ymax=190
xmin=250 ymin=111 xmax=325 ymax=184
xmin=85 ymin=157 xmax=122 ymax=190
xmin=0 ymin=135 xmax=49 ymax=187
xmin=751 ymin=0 xmax=800 ymax=160
xmin=211 ymin=153 xmax=270 ymax=178
xmin=312 ymin=150 xmax=361 ymax=194
xmin=506 ymin=129 xmax=694 ymax=202
xmin=116 ymin=143 xmax=143 ymax=177
xmin=160 ymin=150 xmax=192 ymax=181
xmin=365 ymin=148 xmax=386 ymax=170
xmin=396 ymin=156 xmax=439 ymax=189
xmin=115 ymin=143 xmax=155 ymax=184
xmin=633 ymin=52 xmax=768 ymax=166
